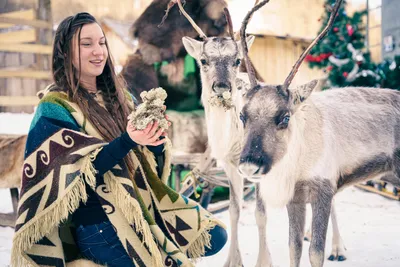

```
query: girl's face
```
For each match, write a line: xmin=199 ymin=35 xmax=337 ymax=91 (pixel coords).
xmin=72 ymin=23 xmax=108 ymax=81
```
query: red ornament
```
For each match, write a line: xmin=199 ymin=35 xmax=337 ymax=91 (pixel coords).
xmin=333 ymin=27 xmax=339 ymax=32
xmin=356 ymin=61 xmax=362 ymax=65
xmin=320 ymin=52 xmax=332 ymax=60
xmin=343 ymin=72 xmax=349 ymax=77
xmin=305 ymin=54 xmax=314 ymax=62
xmin=346 ymin=24 xmax=354 ymax=36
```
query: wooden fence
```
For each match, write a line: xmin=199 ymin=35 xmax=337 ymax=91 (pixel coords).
xmin=0 ymin=5 xmax=52 ymax=111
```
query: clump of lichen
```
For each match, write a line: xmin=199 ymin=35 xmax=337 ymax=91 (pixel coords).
xmin=208 ymin=91 xmax=233 ymax=110
xmin=128 ymin=87 xmax=169 ymax=130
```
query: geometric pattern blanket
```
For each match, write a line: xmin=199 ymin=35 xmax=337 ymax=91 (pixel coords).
xmin=11 ymin=91 xmax=224 ymax=267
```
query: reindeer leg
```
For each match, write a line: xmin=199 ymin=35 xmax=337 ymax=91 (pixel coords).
xmin=287 ymin=202 xmax=306 ymax=267
xmin=327 ymin=200 xmax=346 ymax=261
xmin=255 ymin=183 xmax=272 ymax=267
xmin=309 ymin=191 xmax=333 ymax=267
xmin=224 ymin=164 xmax=244 ymax=267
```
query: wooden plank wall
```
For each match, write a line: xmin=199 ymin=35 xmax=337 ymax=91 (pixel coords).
xmin=0 ymin=3 xmax=52 ymax=113
xmin=50 ymin=0 xmax=146 ymax=23
xmin=249 ymin=36 xmax=324 ymax=86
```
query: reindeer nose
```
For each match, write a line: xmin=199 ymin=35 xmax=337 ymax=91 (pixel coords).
xmin=238 ymin=162 xmax=260 ymax=177
xmin=212 ymin=82 xmax=231 ymax=94
xmin=239 ymin=152 xmax=271 ymax=176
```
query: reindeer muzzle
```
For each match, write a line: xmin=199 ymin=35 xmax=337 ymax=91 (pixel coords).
xmin=212 ymin=81 xmax=232 ymax=94
xmin=238 ymin=162 xmax=260 ymax=176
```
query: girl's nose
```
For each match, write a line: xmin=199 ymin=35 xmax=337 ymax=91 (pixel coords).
xmin=92 ymin=45 xmax=103 ymax=56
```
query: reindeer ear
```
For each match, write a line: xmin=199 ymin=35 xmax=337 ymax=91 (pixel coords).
xmin=237 ymin=35 xmax=255 ymax=58
xmin=182 ymin=37 xmax=203 ymax=59
xmin=289 ymin=79 xmax=319 ymax=107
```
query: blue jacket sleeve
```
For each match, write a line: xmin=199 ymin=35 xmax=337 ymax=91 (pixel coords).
xmin=146 ymin=144 xmax=164 ymax=155
xmin=92 ymin=132 xmax=137 ymax=175
xmin=146 ymin=141 xmax=166 ymax=178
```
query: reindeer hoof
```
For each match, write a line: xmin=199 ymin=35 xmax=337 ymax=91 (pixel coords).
xmin=304 ymin=236 xmax=310 ymax=242
xmin=327 ymin=254 xmax=347 ymax=261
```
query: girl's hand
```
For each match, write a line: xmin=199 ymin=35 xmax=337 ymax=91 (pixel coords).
xmin=163 ymin=105 xmax=172 ymax=128
xmin=127 ymin=121 xmax=167 ymax=146
xmin=165 ymin=114 xmax=172 ymax=128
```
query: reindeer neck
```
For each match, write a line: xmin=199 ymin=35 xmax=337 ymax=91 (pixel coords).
xmin=259 ymin=112 xmax=311 ymax=207
xmin=202 ymin=96 xmax=242 ymax=160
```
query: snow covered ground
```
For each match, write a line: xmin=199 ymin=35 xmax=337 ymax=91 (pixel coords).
xmin=1 ymin=112 xmax=400 ymax=267
xmin=0 ymin=112 xmax=33 ymax=135
xmin=1 ymin=187 xmax=400 ymax=267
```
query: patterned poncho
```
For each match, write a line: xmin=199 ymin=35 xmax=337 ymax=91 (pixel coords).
xmin=11 ymin=90 xmax=224 ymax=267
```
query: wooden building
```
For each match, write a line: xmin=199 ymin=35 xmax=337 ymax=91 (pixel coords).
xmin=0 ymin=0 xmax=382 ymax=112
xmin=381 ymin=0 xmax=399 ymax=60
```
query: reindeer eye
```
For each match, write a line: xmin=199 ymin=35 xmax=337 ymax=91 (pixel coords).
xmin=278 ymin=115 xmax=290 ymax=129
xmin=200 ymin=59 xmax=207 ymax=65
xmin=235 ymin=59 xmax=241 ymax=66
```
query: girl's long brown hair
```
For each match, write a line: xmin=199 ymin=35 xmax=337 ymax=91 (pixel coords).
xmin=52 ymin=12 xmax=136 ymax=176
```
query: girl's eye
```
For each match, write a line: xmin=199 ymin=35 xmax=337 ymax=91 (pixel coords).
xmin=100 ymin=42 xmax=106 ymax=46
xmin=82 ymin=43 xmax=91 ymax=46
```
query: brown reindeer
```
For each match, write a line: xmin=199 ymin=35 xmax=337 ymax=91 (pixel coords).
xmin=0 ymin=135 xmax=26 ymax=189
xmin=0 ymin=135 xmax=26 ymax=227
xmin=120 ymin=0 xmax=228 ymax=103
xmin=238 ymin=0 xmax=400 ymax=266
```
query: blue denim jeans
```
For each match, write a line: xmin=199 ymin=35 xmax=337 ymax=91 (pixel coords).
xmin=75 ymin=221 xmax=135 ymax=267
xmin=76 ymin=221 xmax=227 ymax=266
xmin=203 ymin=225 xmax=228 ymax=256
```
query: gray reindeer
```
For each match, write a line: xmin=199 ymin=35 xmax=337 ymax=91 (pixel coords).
xmin=238 ymin=0 xmax=400 ymax=267
xmin=177 ymin=0 xmax=345 ymax=266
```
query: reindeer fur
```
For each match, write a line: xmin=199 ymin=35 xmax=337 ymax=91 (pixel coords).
xmin=0 ymin=135 xmax=26 ymax=189
xmin=183 ymin=30 xmax=349 ymax=265
xmin=239 ymin=84 xmax=400 ymax=267
xmin=183 ymin=35 xmax=273 ymax=267
xmin=121 ymin=0 xmax=228 ymax=102
xmin=119 ymin=52 xmax=159 ymax=102
xmin=132 ymin=0 xmax=228 ymax=64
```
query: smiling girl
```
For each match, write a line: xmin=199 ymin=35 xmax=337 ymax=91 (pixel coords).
xmin=11 ymin=12 xmax=226 ymax=267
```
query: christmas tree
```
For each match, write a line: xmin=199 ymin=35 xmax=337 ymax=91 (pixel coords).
xmin=379 ymin=55 xmax=400 ymax=90
xmin=306 ymin=0 xmax=381 ymax=88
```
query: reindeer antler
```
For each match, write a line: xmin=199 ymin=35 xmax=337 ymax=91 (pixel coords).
xmin=224 ymin=0 xmax=262 ymax=41
xmin=159 ymin=0 xmax=208 ymax=40
xmin=158 ymin=0 xmax=179 ymax=28
xmin=282 ymin=0 xmax=344 ymax=91
xmin=240 ymin=0 xmax=270 ymax=88
xmin=224 ymin=8 xmax=235 ymax=40
xmin=177 ymin=0 xmax=208 ymax=40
